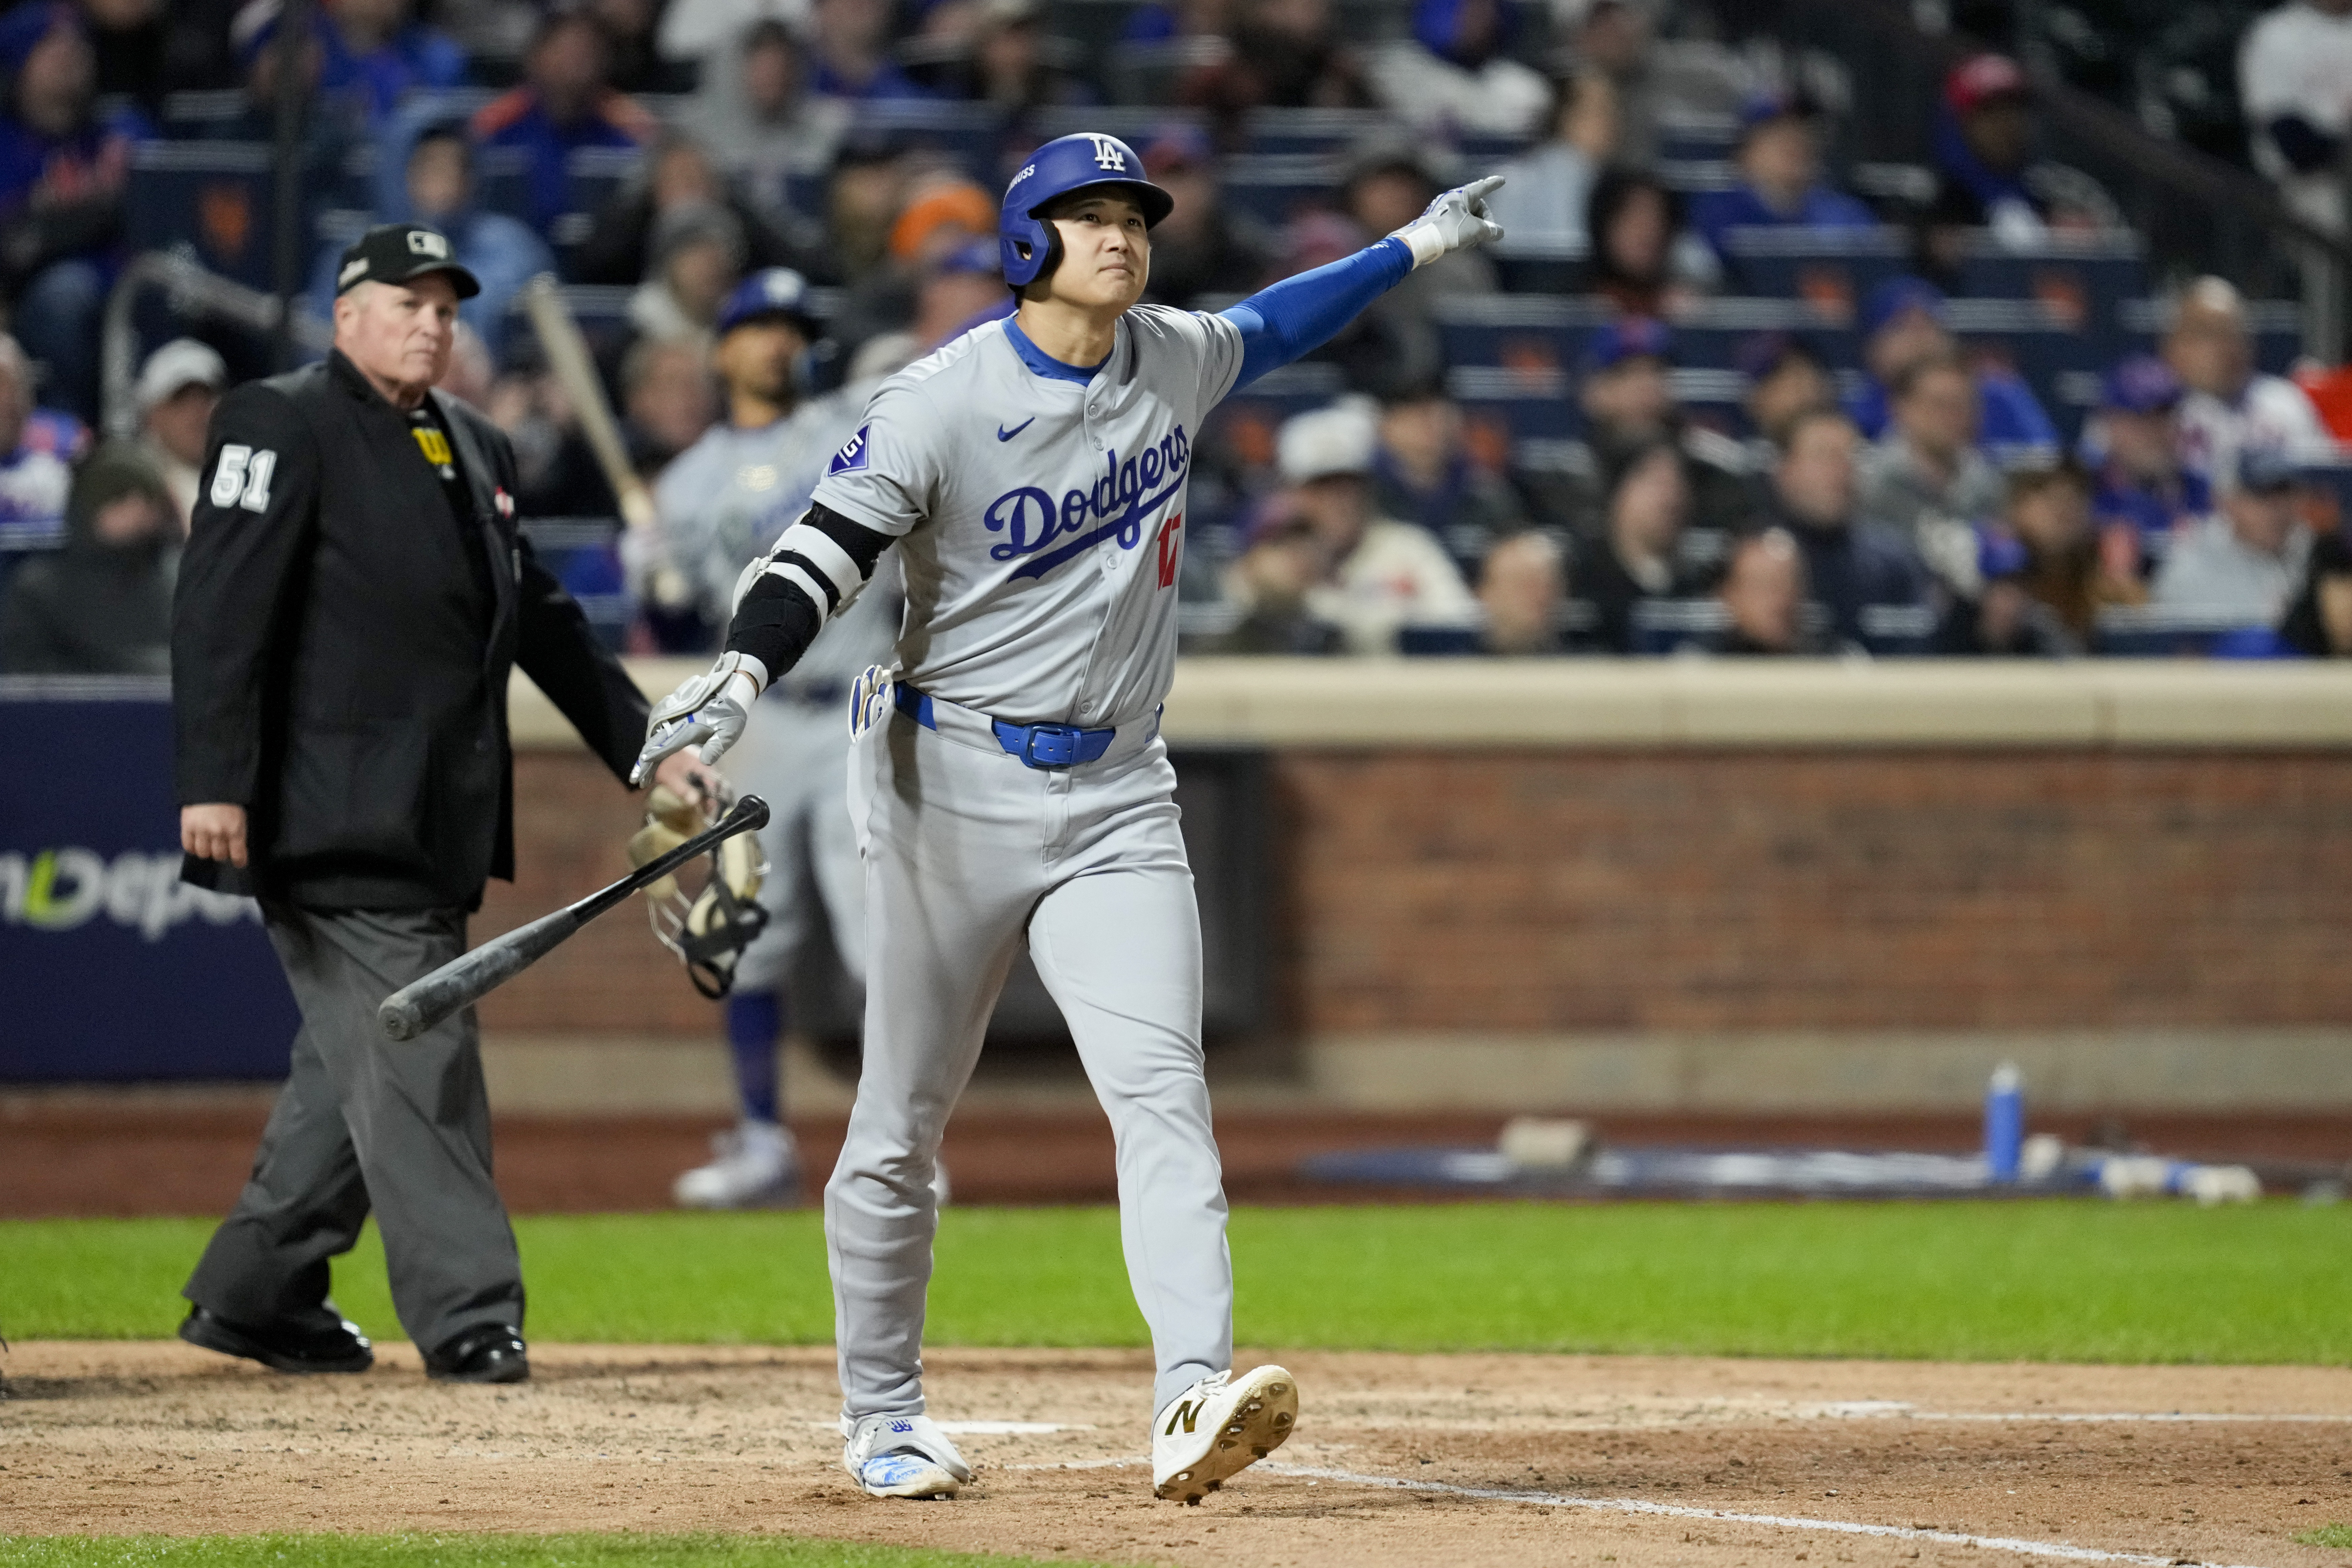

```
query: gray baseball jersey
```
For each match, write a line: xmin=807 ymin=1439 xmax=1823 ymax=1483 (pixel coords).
xmin=808 ymin=305 xmax=1244 ymax=725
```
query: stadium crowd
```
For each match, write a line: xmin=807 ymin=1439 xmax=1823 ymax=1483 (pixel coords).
xmin=2 ymin=0 xmax=2352 ymax=672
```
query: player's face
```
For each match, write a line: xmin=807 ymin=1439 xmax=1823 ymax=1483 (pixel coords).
xmin=715 ymin=318 xmax=807 ymax=404
xmin=1045 ymin=192 xmax=1151 ymax=312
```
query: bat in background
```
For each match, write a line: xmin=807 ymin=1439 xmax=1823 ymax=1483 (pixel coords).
xmin=378 ymin=794 xmax=770 ymax=1042
xmin=521 ymin=272 xmax=657 ymax=534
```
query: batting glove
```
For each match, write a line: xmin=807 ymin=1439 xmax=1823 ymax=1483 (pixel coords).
xmin=631 ymin=650 xmax=768 ymax=785
xmin=1391 ymin=175 xmax=1506 ymax=268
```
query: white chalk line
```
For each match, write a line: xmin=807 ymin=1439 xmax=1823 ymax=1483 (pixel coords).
xmin=1259 ymin=1463 xmax=2273 ymax=1568
xmin=1809 ymin=1401 xmax=2352 ymax=1424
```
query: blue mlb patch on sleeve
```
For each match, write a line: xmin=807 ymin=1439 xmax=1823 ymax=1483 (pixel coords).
xmin=829 ymin=426 xmax=870 ymax=475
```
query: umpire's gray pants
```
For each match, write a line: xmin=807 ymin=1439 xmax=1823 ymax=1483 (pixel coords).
xmin=828 ymin=699 xmax=1231 ymax=1423
xmin=183 ymin=904 xmax=523 ymax=1353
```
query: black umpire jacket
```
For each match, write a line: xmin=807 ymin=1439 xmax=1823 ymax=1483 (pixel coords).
xmin=172 ymin=349 xmax=647 ymax=910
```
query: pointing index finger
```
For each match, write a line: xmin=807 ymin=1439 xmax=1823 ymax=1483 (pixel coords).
xmin=1460 ymin=174 xmax=1506 ymax=200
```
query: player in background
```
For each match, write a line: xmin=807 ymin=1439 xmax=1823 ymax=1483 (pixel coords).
xmin=648 ymin=269 xmax=899 ymax=1209
xmin=633 ymin=134 xmax=1504 ymax=1504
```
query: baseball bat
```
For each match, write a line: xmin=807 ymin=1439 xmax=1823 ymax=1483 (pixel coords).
xmin=377 ymin=794 xmax=770 ymax=1041
xmin=522 ymin=272 xmax=657 ymax=534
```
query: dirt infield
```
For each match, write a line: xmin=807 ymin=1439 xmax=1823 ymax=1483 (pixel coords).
xmin=6 ymin=1342 xmax=2348 ymax=1568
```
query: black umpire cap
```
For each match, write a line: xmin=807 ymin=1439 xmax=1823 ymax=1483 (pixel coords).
xmin=334 ymin=223 xmax=481 ymax=299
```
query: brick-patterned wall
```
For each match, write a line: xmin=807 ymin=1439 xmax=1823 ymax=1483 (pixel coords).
xmin=1278 ymin=750 xmax=2352 ymax=1032
xmin=489 ymin=748 xmax=2352 ymax=1037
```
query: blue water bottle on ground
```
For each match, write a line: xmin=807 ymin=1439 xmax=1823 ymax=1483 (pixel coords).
xmin=1985 ymin=1062 xmax=2024 ymax=1184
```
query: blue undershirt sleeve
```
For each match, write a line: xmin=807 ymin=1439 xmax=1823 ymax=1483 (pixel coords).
xmin=1219 ymin=236 xmax=1416 ymax=391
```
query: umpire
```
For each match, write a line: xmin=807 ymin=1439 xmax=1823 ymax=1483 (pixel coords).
xmin=170 ymin=223 xmax=713 ymax=1383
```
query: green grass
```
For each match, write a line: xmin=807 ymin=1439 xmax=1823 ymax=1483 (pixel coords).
xmin=4 ymin=1202 xmax=2347 ymax=1364
xmin=2297 ymin=1525 xmax=2352 ymax=1549
xmin=0 ymin=1536 xmax=1102 ymax=1567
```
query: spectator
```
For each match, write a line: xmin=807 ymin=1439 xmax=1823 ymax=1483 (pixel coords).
xmin=686 ymin=20 xmax=850 ymax=210
xmin=2275 ymin=528 xmax=2352 ymax=656
xmin=0 ymin=335 xmax=73 ymax=546
xmin=1336 ymin=149 xmax=1491 ymax=395
xmin=2164 ymin=275 xmax=2336 ymax=496
xmin=589 ymin=0 xmax=695 ymax=94
xmin=1222 ymin=400 xmax=1479 ymax=655
xmin=622 ymin=334 xmax=720 ymax=476
xmin=808 ymin=0 xmax=929 ymax=100
xmin=213 ymin=3 xmax=363 ymax=184
xmin=436 ymin=320 xmax=495 ymax=408
xmin=1846 ymin=276 xmax=2057 ymax=459
xmin=628 ymin=201 xmax=748 ymax=348
xmin=1935 ymin=525 xmax=2075 ymax=656
xmin=318 ymin=119 xmax=553 ymax=365
xmin=2240 ymin=0 xmax=2352 ymax=242
xmin=1179 ymin=0 xmax=1374 ymax=136
xmin=1488 ymin=70 xmax=1617 ymax=258
xmin=471 ymin=10 xmax=657 ymax=238
xmin=1706 ymin=527 xmax=1817 ymax=655
xmin=824 ymin=137 xmax=909 ymax=280
xmin=131 ymin=338 xmax=225 ymax=533
xmin=1371 ymin=378 xmax=1526 ymax=578
xmin=1763 ymin=406 xmax=1931 ymax=652
xmin=1479 ymin=530 xmax=1569 ymax=655
xmin=2006 ymin=460 xmax=2143 ymax=644
xmin=574 ymin=131 xmax=834 ymax=290
xmin=658 ymin=0 xmax=808 ymax=65
xmin=830 ymin=170 xmax=995 ymax=358
xmin=2154 ymin=448 xmax=2314 ymax=624
xmin=1858 ymin=351 xmax=2005 ymax=590
xmin=1578 ymin=437 xmax=1703 ymax=653
xmin=1923 ymin=54 xmax=2122 ymax=252
xmin=1137 ymin=124 xmax=1272 ymax=308
xmin=1368 ymin=0 xmax=1550 ymax=138
xmin=848 ymin=238 xmax=1012 ymax=381
xmin=1584 ymin=167 xmax=1713 ymax=320
xmin=1562 ymin=317 xmax=1751 ymax=544
xmin=82 ymin=0 xmax=221 ymax=109
xmin=312 ymin=0 xmax=464 ymax=123
xmin=1558 ymin=0 xmax=1746 ymax=170
xmin=0 ymin=3 xmax=147 ymax=425
xmin=1689 ymin=92 xmax=1876 ymax=266
xmin=948 ymin=0 xmax=1095 ymax=113
xmin=1736 ymin=330 xmax=1834 ymax=459
xmin=1273 ymin=208 xmax=1438 ymax=397
xmin=2083 ymin=354 xmax=2206 ymax=571
xmin=0 ymin=439 xmax=174 ymax=673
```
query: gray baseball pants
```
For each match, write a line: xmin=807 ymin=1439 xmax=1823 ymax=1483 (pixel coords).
xmin=827 ymin=696 xmax=1231 ymax=1421
xmin=183 ymin=904 xmax=523 ymax=1354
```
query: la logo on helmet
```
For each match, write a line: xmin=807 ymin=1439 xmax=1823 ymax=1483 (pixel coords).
xmin=1088 ymin=135 xmax=1126 ymax=170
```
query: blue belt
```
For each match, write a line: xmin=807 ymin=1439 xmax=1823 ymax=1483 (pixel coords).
xmin=893 ymin=682 xmax=1116 ymax=770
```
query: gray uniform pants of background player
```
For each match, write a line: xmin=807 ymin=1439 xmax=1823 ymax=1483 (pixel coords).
xmin=829 ymin=701 xmax=1230 ymax=1422
xmin=183 ymin=905 xmax=524 ymax=1352
xmin=726 ymin=690 xmax=865 ymax=991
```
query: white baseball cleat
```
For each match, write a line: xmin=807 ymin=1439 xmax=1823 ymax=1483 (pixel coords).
xmin=842 ymin=1412 xmax=974 ymax=1500
xmin=673 ymin=1119 xmax=800 ymax=1209
xmin=1151 ymin=1365 xmax=1299 ymax=1503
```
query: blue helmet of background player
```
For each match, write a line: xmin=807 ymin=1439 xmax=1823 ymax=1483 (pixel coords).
xmin=999 ymin=133 xmax=1175 ymax=290
xmin=716 ymin=268 xmax=822 ymax=339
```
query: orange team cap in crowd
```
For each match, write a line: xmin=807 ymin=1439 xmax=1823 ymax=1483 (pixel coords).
xmin=890 ymin=183 xmax=998 ymax=262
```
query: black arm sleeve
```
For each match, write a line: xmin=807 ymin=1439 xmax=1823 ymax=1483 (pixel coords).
xmin=723 ymin=502 xmax=893 ymax=678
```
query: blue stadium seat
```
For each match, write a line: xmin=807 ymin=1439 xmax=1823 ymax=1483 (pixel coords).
xmin=1199 ymin=360 xmax=1349 ymax=473
xmin=1219 ymin=153 xmax=1341 ymax=228
xmin=521 ymin=518 xmax=632 ymax=649
xmin=1670 ymin=297 xmax=1861 ymax=371
xmin=1238 ymin=107 xmax=1393 ymax=156
xmin=1432 ymin=293 xmax=1611 ymax=373
xmin=1716 ymin=226 xmax=1909 ymax=323
xmin=126 ymin=141 xmax=284 ymax=292
xmin=1941 ymin=296 xmax=2108 ymax=446
xmin=1446 ymin=363 xmax=1576 ymax=441
xmin=2093 ymin=602 xmax=2273 ymax=657
xmin=1955 ymin=231 xmax=2145 ymax=351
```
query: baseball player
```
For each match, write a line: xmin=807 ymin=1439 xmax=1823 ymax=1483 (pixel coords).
xmin=650 ymin=268 xmax=898 ymax=1209
xmin=634 ymin=134 xmax=1504 ymax=1503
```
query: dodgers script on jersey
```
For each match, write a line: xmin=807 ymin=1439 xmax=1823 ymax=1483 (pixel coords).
xmin=810 ymin=303 xmax=1244 ymax=727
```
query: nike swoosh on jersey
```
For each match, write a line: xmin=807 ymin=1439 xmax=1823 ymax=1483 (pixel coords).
xmin=996 ymin=418 xmax=1036 ymax=441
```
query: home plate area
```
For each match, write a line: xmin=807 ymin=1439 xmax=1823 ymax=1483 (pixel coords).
xmin=6 ymin=1344 xmax=2348 ymax=1567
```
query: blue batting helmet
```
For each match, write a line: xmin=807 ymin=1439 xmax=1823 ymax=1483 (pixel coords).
xmin=999 ymin=133 xmax=1174 ymax=288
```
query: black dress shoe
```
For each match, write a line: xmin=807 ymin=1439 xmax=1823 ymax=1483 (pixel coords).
xmin=178 ymin=1305 xmax=373 ymax=1374
xmin=426 ymin=1323 xmax=529 ymax=1384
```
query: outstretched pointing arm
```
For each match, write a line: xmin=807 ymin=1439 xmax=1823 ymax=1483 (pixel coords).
xmin=1220 ymin=175 xmax=1506 ymax=391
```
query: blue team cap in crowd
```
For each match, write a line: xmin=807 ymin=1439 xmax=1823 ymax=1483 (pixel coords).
xmin=1733 ymin=329 xmax=1821 ymax=384
xmin=2098 ymin=354 xmax=2182 ymax=415
xmin=1736 ymin=90 xmax=1815 ymax=137
xmin=716 ymin=268 xmax=820 ymax=337
xmin=935 ymin=237 xmax=1001 ymax=278
xmin=1861 ymin=276 xmax=1947 ymax=341
xmin=1977 ymin=525 xmax=2030 ymax=582
xmin=1585 ymin=315 xmax=1675 ymax=373
xmin=2236 ymin=447 xmax=2303 ymax=494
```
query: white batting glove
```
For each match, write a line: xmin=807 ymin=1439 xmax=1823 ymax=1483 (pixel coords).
xmin=631 ymin=650 xmax=768 ymax=785
xmin=1391 ymin=175 xmax=1506 ymax=267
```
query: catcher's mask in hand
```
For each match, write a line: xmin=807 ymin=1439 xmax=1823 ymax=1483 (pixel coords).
xmin=628 ymin=781 xmax=769 ymax=998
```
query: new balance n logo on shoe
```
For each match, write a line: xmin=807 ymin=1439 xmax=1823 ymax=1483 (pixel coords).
xmin=1164 ymin=1400 xmax=1202 ymax=1436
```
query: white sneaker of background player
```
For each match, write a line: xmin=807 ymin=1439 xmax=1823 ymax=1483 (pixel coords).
xmin=672 ymin=1119 xmax=798 ymax=1208
xmin=841 ymin=1412 xmax=975 ymax=1499
xmin=1151 ymin=1365 xmax=1299 ymax=1503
